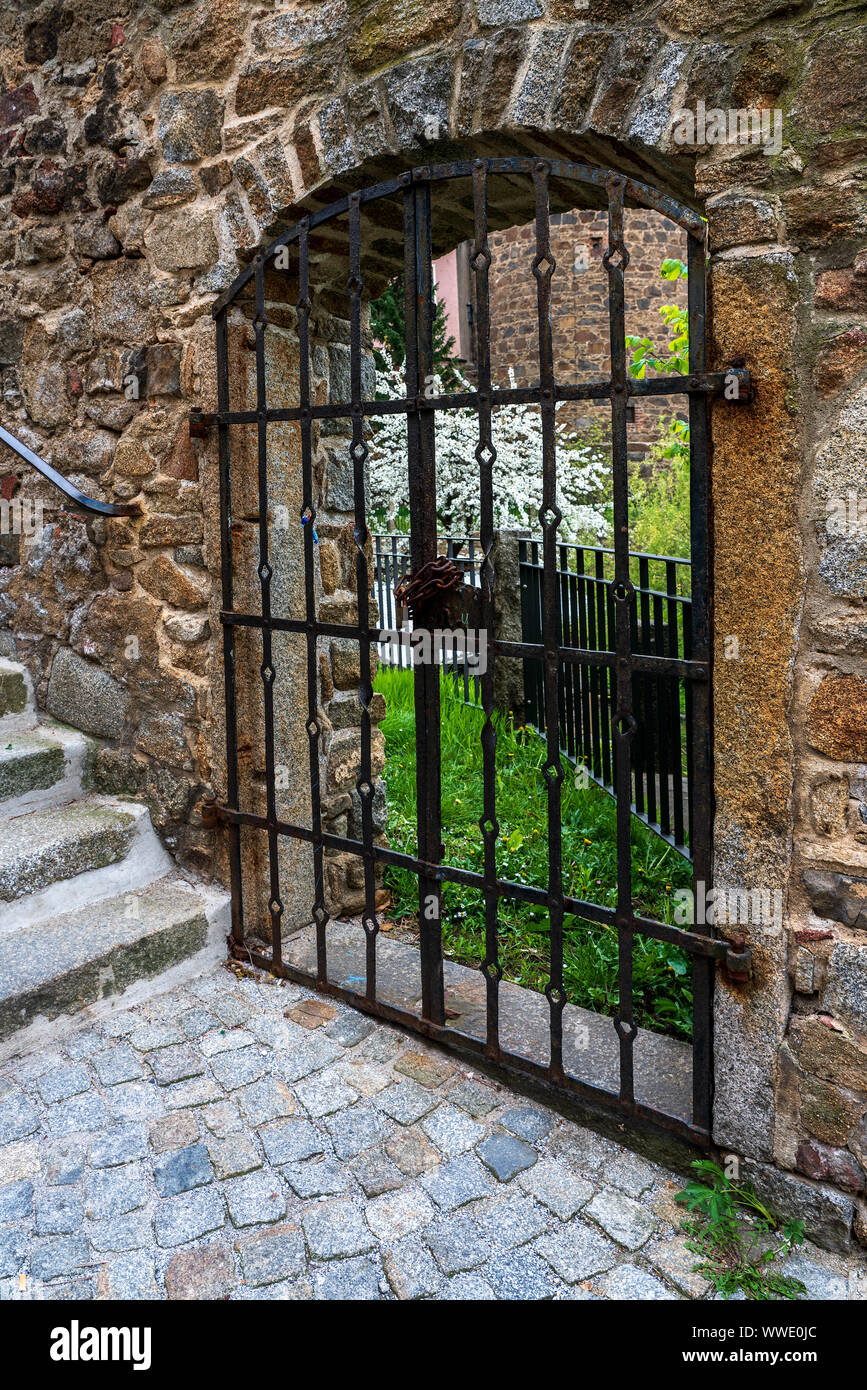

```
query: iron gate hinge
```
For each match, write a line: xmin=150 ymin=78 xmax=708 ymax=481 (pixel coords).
xmin=724 ymin=935 xmax=753 ymax=983
xmin=189 ymin=413 xmax=210 ymax=439
xmin=200 ymin=792 xmax=224 ymax=829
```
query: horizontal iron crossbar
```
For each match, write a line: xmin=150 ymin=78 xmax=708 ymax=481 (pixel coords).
xmin=190 ymin=368 xmax=750 ymax=431
xmin=228 ymin=944 xmax=711 ymax=1148
xmin=217 ymin=610 xmax=709 ymax=680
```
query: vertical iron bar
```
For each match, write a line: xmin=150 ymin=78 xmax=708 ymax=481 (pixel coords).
xmin=687 ymin=225 xmax=714 ymax=1133
xmin=348 ymin=194 xmax=379 ymax=1002
xmin=605 ymin=178 xmax=637 ymax=1103
xmin=253 ymin=257 xmax=283 ymax=967
xmin=298 ymin=223 xmax=329 ymax=984
xmin=404 ymin=175 xmax=445 ymax=1026
xmin=216 ymin=309 xmax=244 ymax=946
xmin=533 ymin=160 xmax=565 ymax=1081
xmin=472 ymin=160 xmax=501 ymax=1059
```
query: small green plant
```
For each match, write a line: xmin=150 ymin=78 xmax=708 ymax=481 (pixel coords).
xmin=626 ymin=257 xmax=689 ymax=378
xmin=676 ymin=1159 xmax=808 ymax=1300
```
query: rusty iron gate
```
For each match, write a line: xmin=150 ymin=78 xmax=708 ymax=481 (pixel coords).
xmin=193 ymin=158 xmax=752 ymax=1148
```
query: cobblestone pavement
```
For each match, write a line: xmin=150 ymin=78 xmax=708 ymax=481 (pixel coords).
xmin=1 ymin=964 xmax=865 ymax=1302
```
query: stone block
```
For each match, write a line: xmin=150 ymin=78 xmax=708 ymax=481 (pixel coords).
xmin=46 ymin=648 xmax=129 ymax=740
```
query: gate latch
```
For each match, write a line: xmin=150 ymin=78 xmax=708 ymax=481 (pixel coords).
xmin=724 ymin=934 xmax=753 ymax=983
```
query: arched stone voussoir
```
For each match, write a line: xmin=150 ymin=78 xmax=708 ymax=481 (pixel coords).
xmin=222 ymin=32 xmax=701 ymax=293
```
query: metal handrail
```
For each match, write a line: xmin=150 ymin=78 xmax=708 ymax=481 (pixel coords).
xmin=0 ymin=423 xmax=141 ymax=517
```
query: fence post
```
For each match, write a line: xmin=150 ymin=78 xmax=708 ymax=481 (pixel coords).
xmin=492 ymin=527 xmax=528 ymax=721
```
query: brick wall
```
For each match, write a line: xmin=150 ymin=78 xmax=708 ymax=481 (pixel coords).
xmin=485 ymin=209 xmax=688 ymax=458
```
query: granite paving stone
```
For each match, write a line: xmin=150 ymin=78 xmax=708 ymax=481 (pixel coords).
xmin=0 ymin=1229 xmax=27 ymax=1278
xmin=324 ymin=1104 xmax=387 ymax=1160
xmin=385 ymin=1126 xmax=442 ymax=1177
xmin=375 ymin=1080 xmax=438 ymax=1125
xmin=85 ymin=1163 xmax=148 ymax=1218
xmin=154 ymin=1188 xmax=226 ymax=1247
xmin=447 ymin=1079 xmax=500 ymax=1116
xmin=283 ymin=1157 xmax=348 ymax=1198
xmin=420 ymin=1104 xmax=485 ymax=1156
xmin=645 ymin=1237 xmax=711 ymax=1297
xmin=277 ymin=1036 xmax=341 ymax=1083
xmin=91 ymin=1047 xmax=144 ymax=1087
xmin=97 ymin=1250 xmax=159 ymax=1300
xmin=476 ymin=1194 xmax=549 ymax=1252
xmin=206 ymin=1134 xmax=262 ymax=1180
xmin=441 ymin=1271 xmax=497 ymax=1299
xmin=207 ymin=1045 xmax=268 ymax=1089
xmin=260 ymin=1117 xmax=326 ymax=1166
xmin=302 ymin=1199 xmax=377 ymax=1259
xmin=153 ymin=1143 xmax=213 ymax=1197
xmin=364 ymin=1185 xmax=436 ymax=1242
xmin=294 ymin=1068 xmax=358 ymax=1118
xmin=224 ymin=1170 xmax=287 ymax=1227
xmin=336 ymin=1059 xmax=393 ymax=1097
xmin=599 ymin=1264 xmax=678 ymax=1299
xmin=384 ymin=1236 xmax=442 ymax=1299
xmin=202 ymin=1101 xmax=245 ymax=1137
xmin=44 ymin=1141 xmax=84 ymax=1186
xmin=584 ymin=1189 xmax=657 ymax=1250
xmin=36 ymin=1188 xmax=84 ymax=1235
xmin=162 ymin=1077 xmax=221 ymax=1110
xmin=421 ymin=1154 xmax=494 ymax=1211
xmin=236 ymin=1224 xmax=306 ymax=1287
xmin=149 ymin=1112 xmax=200 ymax=1155
xmin=104 ymin=1082 xmax=165 ymax=1122
xmin=165 ymin=1244 xmax=235 ymax=1300
xmin=88 ymin=1212 xmax=153 ymax=1254
xmin=324 ymin=1012 xmax=374 ymax=1047
xmin=312 ymin=1254 xmax=383 ymax=1300
xmin=393 ymin=1050 xmax=454 ymax=1089
xmin=180 ymin=1008 xmax=217 ymax=1040
xmin=425 ymin=1214 xmax=490 ymax=1274
xmin=30 ymin=1236 xmax=90 ymax=1282
xmin=0 ymin=1086 xmax=41 ymax=1141
xmin=499 ymin=1106 xmax=555 ymax=1144
xmin=536 ymin=1221 xmax=619 ymax=1283
xmin=200 ymin=1028 xmax=256 ymax=1057
xmin=89 ymin=1125 xmax=148 ymax=1168
xmin=484 ymin=1249 xmax=559 ymax=1300
xmin=2 ymin=960 xmax=865 ymax=1302
xmin=46 ymin=1092 xmax=110 ymax=1135
xmin=350 ymin=1147 xmax=406 ymax=1197
xmin=129 ymin=1022 xmax=184 ymax=1052
xmin=477 ymin=1133 xmax=538 ymax=1182
xmin=518 ymin=1158 xmax=594 ymax=1219
xmin=0 ymin=1179 xmax=33 ymax=1223
xmin=36 ymin=1065 xmax=92 ymax=1104
xmin=147 ymin=1045 xmax=206 ymax=1086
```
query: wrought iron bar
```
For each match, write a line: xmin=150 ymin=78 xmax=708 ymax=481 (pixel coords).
xmin=0 ymin=422 xmax=141 ymax=517
xmin=404 ymin=176 xmax=445 ymax=1027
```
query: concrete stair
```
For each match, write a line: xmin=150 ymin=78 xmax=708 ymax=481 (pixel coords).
xmin=0 ymin=659 xmax=229 ymax=1045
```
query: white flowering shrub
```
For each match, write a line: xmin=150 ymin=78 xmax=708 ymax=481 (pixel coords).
xmin=367 ymin=356 xmax=611 ymax=539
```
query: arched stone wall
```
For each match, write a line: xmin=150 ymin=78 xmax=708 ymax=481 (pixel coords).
xmin=1 ymin=0 xmax=865 ymax=1249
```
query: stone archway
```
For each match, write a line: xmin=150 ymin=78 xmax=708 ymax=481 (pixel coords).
xmin=2 ymin=0 xmax=864 ymax=1250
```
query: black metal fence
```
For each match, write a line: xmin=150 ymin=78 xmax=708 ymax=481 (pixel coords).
xmin=520 ymin=538 xmax=692 ymax=856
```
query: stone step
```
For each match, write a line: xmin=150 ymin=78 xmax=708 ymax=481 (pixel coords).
xmin=0 ymin=798 xmax=140 ymax=905
xmin=0 ymin=875 xmax=229 ymax=1042
xmin=0 ymin=721 xmax=92 ymax=810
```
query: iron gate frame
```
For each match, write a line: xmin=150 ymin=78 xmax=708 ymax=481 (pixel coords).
xmin=192 ymin=157 xmax=752 ymax=1148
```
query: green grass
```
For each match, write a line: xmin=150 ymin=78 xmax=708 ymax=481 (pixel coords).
xmin=374 ymin=665 xmax=695 ymax=1040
